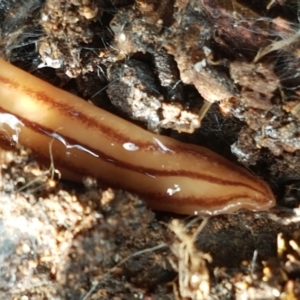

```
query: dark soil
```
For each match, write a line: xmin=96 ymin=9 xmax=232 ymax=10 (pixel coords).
xmin=1 ymin=0 xmax=300 ymax=299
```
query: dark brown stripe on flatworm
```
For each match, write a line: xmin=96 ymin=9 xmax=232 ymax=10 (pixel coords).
xmin=0 ymin=75 xmax=150 ymax=146
xmin=138 ymin=191 xmax=271 ymax=208
xmin=29 ymin=144 xmax=271 ymax=210
xmin=0 ymin=74 xmax=267 ymax=188
xmin=0 ymin=105 xmax=270 ymax=199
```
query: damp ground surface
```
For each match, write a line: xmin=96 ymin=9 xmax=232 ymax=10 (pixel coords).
xmin=1 ymin=0 xmax=300 ymax=299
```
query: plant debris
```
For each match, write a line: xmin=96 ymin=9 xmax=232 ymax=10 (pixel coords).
xmin=2 ymin=0 xmax=300 ymax=299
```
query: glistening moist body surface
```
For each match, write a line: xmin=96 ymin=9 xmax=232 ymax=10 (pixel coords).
xmin=0 ymin=58 xmax=275 ymax=215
